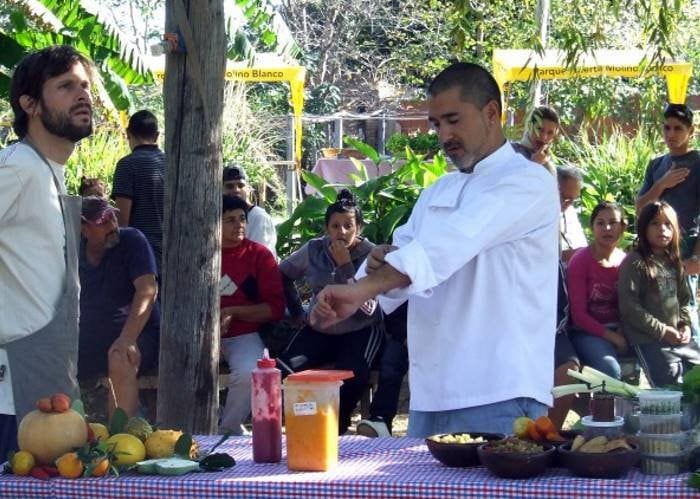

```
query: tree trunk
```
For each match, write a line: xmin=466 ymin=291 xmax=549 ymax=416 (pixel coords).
xmin=530 ymin=0 xmax=550 ymax=107
xmin=159 ymin=0 xmax=225 ymax=434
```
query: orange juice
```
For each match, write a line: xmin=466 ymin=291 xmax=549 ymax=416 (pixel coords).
xmin=283 ymin=370 xmax=353 ymax=471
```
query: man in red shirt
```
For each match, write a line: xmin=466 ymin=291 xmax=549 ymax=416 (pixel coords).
xmin=219 ymin=195 xmax=285 ymax=435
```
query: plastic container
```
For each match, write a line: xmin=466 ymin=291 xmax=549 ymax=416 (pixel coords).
xmin=637 ymin=432 xmax=688 ymax=455
xmin=638 ymin=413 xmax=682 ymax=434
xmin=637 ymin=390 xmax=682 ymax=415
xmin=283 ymin=370 xmax=353 ymax=471
xmin=581 ymin=415 xmax=624 ymax=440
xmin=640 ymin=452 xmax=685 ymax=475
xmin=251 ymin=349 xmax=282 ymax=463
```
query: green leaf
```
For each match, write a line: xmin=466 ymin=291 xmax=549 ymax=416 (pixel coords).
xmin=301 ymin=171 xmax=338 ymax=203
xmin=71 ymin=399 xmax=85 ymax=417
xmin=108 ymin=408 xmax=128 ymax=436
xmin=174 ymin=433 xmax=193 ymax=459
xmin=344 ymin=137 xmax=381 ymax=164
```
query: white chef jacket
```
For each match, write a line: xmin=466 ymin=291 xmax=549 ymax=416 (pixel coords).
xmin=378 ymin=142 xmax=560 ymax=412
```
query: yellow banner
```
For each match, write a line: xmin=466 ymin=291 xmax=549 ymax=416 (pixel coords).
xmin=493 ymin=49 xmax=693 ymax=105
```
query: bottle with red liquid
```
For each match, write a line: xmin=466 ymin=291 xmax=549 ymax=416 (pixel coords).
xmin=251 ymin=348 xmax=282 ymax=463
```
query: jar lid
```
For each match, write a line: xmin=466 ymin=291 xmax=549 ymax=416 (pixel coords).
xmin=582 ymin=415 xmax=624 ymax=427
xmin=286 ymin=369 xmax=354 ymax=383
xmin=637 ymin=390 xmax=682 ymax=400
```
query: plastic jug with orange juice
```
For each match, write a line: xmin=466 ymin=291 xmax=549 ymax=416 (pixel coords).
xmin=283 ymin=369 xmax=353 ymax=471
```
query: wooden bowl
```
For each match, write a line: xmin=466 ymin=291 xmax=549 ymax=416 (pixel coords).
xmin=477 ymin=442 xmax=555 ymax=479
xmin=557 ymin=442 xmax=640 ymax=478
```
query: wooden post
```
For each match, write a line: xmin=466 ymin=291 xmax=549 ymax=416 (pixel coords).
xmin=159 ymin=0 xmax=226 ymax=434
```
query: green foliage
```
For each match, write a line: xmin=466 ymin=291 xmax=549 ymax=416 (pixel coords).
xmin=0 ymin=0 xmax=153 ymax=113
xmin=682 ymin=366 xmax=700 ymax=405
xmin=276 ymin=140 xmax=448 ymax=258
xmin=222 ymin=83 xmax=287 ymax=215
xmin=64 ymin=126 xmax=128 ymax=195
xmin=555 ymin=127 xmax=661 ymax=246
xmin=385 ymin=131 xmax=440 ymax=158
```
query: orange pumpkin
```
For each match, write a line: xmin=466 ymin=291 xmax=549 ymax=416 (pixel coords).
xmin=17 ymin=409 xmax=88 ymax=465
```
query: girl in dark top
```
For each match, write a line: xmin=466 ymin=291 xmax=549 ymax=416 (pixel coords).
xmin=618 ymin=201 xmax=700 ymax=386
xmin=278 ymin=189 xmax=383 ymax=434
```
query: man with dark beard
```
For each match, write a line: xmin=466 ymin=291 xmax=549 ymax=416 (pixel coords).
xmin=78 ymin=197 xmax=160 ymax=419
xmin=0 ymin=45 xmax=95 ymax=457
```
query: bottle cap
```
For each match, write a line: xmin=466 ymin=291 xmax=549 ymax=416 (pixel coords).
xmin=257 ymin=348 xmax=277 ymax=368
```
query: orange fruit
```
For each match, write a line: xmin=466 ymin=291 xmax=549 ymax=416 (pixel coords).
xmin=90 ymin=457 xmax=110 ymax=477
xmin=56 ymin=452 xmax=84 ymax=479
xmin=50 ymin=393 xmax=71 ymax=413
xmin=11 ymin=450 xmax=35 ymax=476
xmin=526 ymin=420 xmax=542 ymax=441
xmin=534 ymin=416 xmax=557 ymax=438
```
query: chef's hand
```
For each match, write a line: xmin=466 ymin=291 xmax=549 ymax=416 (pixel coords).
xmin=366 ymin=245 xmax=397 ymax=274
xmin=310 ymin=284 xmax=367 ymax=328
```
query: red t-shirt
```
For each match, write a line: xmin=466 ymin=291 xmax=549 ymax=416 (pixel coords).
xmin=220 ymin=239 xmax=285 ymax=338
xmin=567 ymin=246 xmax=626 ymax=337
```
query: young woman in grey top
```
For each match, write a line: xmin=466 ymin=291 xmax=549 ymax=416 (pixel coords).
xmin=278 ymin=189 xmax=383 ymax=433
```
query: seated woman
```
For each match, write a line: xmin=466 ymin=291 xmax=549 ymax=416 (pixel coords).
xmin=567 ymin=201 xmax=628 ymax=380
xmin=219 ymin=195 xmax=285 ymax=435
xmin=278 ymin=189 xmax=383 ymax=434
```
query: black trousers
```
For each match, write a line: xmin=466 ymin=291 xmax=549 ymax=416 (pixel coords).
xmin=279 ymin=323 xmax=383 ymax=434
xmin=0 ymin=414 xmax=18 ymax=463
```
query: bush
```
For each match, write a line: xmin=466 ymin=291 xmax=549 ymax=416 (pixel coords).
xmin=555 ymin=127 xmax=661 ymax=246
xmin=276 ymin=139 xmax=448 ymax=258
xmin=386 ymin=130 xmax=440 ymax=158
xmin=65 ymin=126 xmax=129 ymax=196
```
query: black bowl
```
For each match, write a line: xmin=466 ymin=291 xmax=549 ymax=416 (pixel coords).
xmin=477 ymin=442 xmax=555 ymax=479
xmin=425 ymin=433 xmax=505 ymax=468
xmin=557 ymin=442 xmax=640 ymax=478
xmin=548 ymin=429 xmax=580 ymax=467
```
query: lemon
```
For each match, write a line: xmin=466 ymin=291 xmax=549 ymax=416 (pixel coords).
xmin=106 ymin=433 xmax=146 ymax=467
xmin=89 ymin=422 xmax=110 ymax=441
xmin=11 ymin=450 xmax=35 ymax=476
xmin=512 ymin=416 xmax=534 ymax=439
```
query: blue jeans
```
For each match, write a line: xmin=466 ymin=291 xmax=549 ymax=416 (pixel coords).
xmin=407 ymin=397 xmax=547 ymax=438
xmin=569 ymin=329 xmax=621 ymax=380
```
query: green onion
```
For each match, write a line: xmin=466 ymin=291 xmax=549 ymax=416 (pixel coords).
xmin=552 ymin=384 xmax=593 ymax=399
xmin=565 ymin=366 xmax=641 ymax=398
